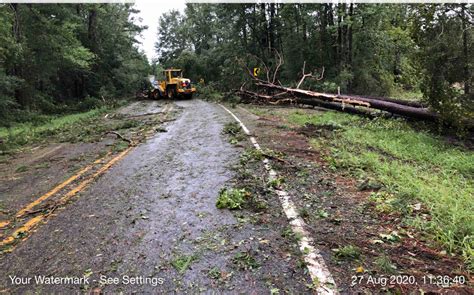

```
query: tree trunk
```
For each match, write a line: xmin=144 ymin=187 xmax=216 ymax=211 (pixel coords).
xmin=294 ymin=5 xmax=300 ymax=35
xmin=88 ymin=7 xmax=98 ymax=53
xmin=9 ymin=3 xmax=26 ymax=107
xmin=259 ymin=3 xmax=267 ymax=58
xmin=325 ymin=4 xmax=337 ymax=69
xmin=300 ymin=4 xmax=307 ymax=42
xmin=237 ymin=89 xmax=375 ymax=117
xmin=319 ymin=5 xmax=327 ymax=64
xmin=461 ymin=4 xmax=470 ymax=95
xmin=255 ymin=82 xmax=440 ymax=121
xmin=347 ymin=3 xmax=353 ymax=68
xmin=240 ymin=6 xmax=248 ymax=50
xmin=347 ymin=3 xmax=354 ymax=91
xmin=269 ymin=3 xmax=276 ymax=50
xmin=337 ymin=4 xmax=342 ymax=70
xmin=341 ymin=3 xmax=347 ymax=67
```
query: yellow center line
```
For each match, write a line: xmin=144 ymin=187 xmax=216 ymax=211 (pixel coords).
xmin=15 ymin=153 xmax=111 ymax=218
xmin=59 ymin=147 xmax=132 ymax=204
xmin=0 ymin=216 xmax=44 ymax=247
xmin=1 ymin=148 xmax=132 ymax=248
xmin=0 ymin=221 xmax=9 ymax=229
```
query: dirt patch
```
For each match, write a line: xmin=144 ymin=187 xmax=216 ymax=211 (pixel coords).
xmin=297 ymin=122 xmax=344 ymax=138
xmin=116 ymin=100 xmax=163 ymax=117
xmin=232 ymin=105 xmax=473 ymax=294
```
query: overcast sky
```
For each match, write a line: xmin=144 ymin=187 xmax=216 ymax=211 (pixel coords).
xmin=133 ymin=0 xmax=186 ymax=62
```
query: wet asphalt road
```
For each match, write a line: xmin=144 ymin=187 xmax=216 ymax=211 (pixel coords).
xmin=0 ymin=100 xmax=242 ymax=293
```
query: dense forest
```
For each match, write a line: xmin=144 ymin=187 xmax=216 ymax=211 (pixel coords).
xmin=0 ymin=3 xmax=149 ymax=125
xmin=0 ymin=3 xmax=472 ymax=126
xmin=156 ymin=3 xmax=473 ymax=124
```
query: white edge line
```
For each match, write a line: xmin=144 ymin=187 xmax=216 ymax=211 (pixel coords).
xmin=220 ymin=104 xmax=338 ymax=295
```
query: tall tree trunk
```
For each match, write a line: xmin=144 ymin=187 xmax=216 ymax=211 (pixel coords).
xmin=276 ymin=4 xmax=284 ymax=55
xmin=325 ymin=4 xmax=337 ymax=69
xmin=259 ymin=3 xmax=267 ymax=58
xmin=337 ymin=4 xmax=343 ymax=71
xmin=240 ymin=6 xmax=248 ymax=50
xmin=269 ymin=3 xmax=275 ymax=50
xmin=319 ymin=5 xmax=327 ymax=64
xmin=250 ymin=4 xmax=258 ymax=56
xmin=11 ymin=4 xmax=21 ymax=42
xmin=9 ymin=4 xmax=25 ymax=107
xmin=300 ymin=4 xmax=307 ymax=42
xmin=348 ymin=3 xmax=353 ymax=67
xmin=347 ymin=3 xmax=354 ymax=91
xmin=88 ymin=7 xmax=98 ymax=53
xmin=461 ymin=4 xmax=470 ymax=95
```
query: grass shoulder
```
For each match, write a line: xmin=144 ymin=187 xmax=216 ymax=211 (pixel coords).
xmin=0 ymin=100 xmax=133 ymax=153
xmin=254 ymin=107 xmax=473 ymax=270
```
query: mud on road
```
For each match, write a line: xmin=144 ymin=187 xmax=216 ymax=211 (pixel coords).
xmin=0 ymin=99 xmax=311 ymax=294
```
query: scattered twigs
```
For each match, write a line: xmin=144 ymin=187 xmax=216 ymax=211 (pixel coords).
xmin=269 ymin=98 xmax=296 ymax=105
xmin=262 ymin=151 xmax=292 ymax=166
xmin=21 ymin=204 xmax=56 ymax=216
xmin=105 ymin=131 xmax=133 ymax=144
xmin=125 ymin=112 xmax=163 ymax=118
xmin=236 ymin=89 xmax=273 ymax=103
xmin=272 ymin=91 xmax=290 ymax=98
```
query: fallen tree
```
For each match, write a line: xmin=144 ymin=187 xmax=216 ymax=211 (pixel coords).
xmin=238 ymin=55 xmax=441 ymax=122
xmin=350 ymin=94 xmax=426 ymax=108
xmin=252 ymin=82 xmax=440 ymax=122
xmin=237 ymin=89 xmax=376 ymax=117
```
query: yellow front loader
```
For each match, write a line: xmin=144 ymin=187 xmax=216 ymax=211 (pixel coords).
xmin=150 ymin=69 xmax=196 ymax=99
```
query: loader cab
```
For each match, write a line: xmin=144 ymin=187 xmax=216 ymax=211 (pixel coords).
xmin=164 ymin=69 xmax=183 ymax=82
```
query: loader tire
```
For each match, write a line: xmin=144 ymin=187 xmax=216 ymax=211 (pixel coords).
xmin=167 ymin=88 xmax=176 ymax=99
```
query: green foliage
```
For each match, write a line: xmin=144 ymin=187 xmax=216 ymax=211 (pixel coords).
xmin=239 ymin=148 xmax=265 ymax=164
xmin=0 ymin=4 xmax=150 ymax=124
xmin=411 ymin=4 xmax=473 ymax=125
xmin=333 ymin=245 xmax=361 ymax=260
xmin=232 ymin=251 xmax=260 ymax=270
xmin=0 ymin=107 xmax=109 ymax=151
xmin=207 ymin=267 xmax=221 ymax=280
xmin=155 ymin=10 xmax=189 ymax=64
xmin=216 ymin=188 xmax=249 ymax=210
xmin=170 ymin=254 xmax=195 ymax=274
xmin=154 ymin=3 xmax=472 ymax=125
xmin=374 ymin=255 xmax=397 ymax=273
xmin=222 ymin=121 xmax=246 ymax=144
xmin=196 ymin=82 xmax=224 ymax=102
xmin=222 ymin=122 xmax=241 ymax=136
xmin=15 ymin=165 xmax=28 ymax=173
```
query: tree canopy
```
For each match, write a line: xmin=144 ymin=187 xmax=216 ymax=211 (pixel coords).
xmin=0 ymin=3 xmax=150 ymax=124
xmin=0 ymin=3 xmax=472 ymax=126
